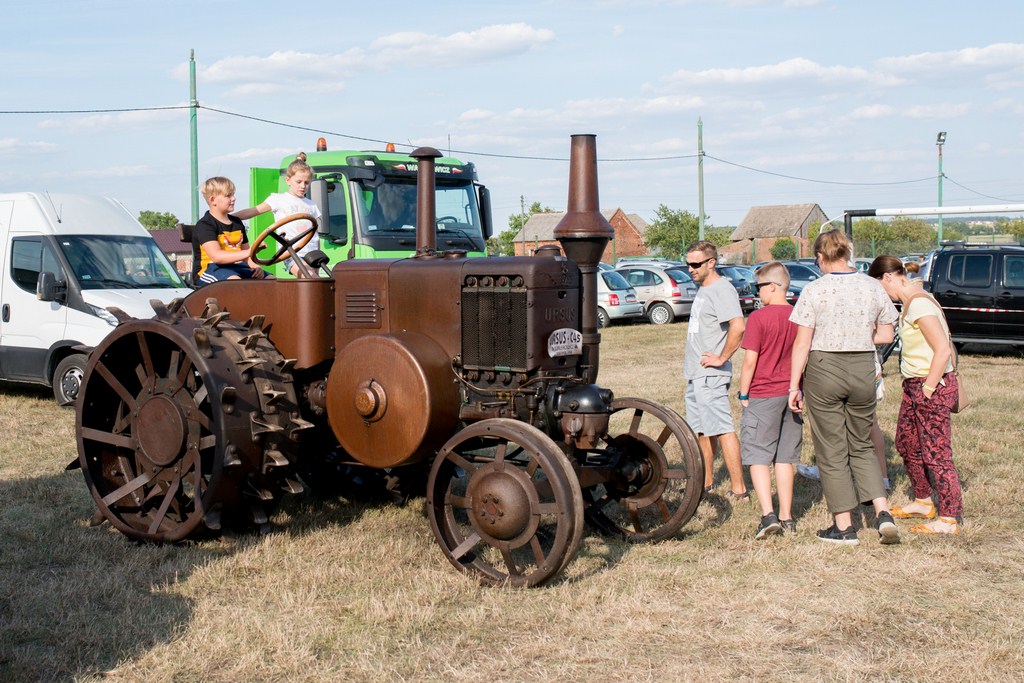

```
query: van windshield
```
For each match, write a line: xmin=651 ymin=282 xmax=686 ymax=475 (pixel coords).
xmin=56 ymin=235 xmax=185 ymax=290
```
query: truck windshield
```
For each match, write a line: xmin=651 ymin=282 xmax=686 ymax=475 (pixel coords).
xmin=56 ymin=235 xmax=186 ymax=290
xmin=353 ymin=178 xmax=485 ymax=252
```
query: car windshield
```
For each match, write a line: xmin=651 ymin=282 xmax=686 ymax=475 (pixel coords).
xmin=601 ymin=271 xmax=631 ymax=290
xmin=56 ymin=235 xmax=185 ymax=289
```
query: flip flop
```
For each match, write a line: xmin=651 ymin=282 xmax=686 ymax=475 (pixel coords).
xmin=910 ymin=519 xmax=959 ymax=535
xmin=891 ymin=503 xmax=937 ymax=520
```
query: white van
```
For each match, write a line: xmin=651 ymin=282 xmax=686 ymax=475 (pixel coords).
xmin=0 ymin=193 xmax=192 ymax=404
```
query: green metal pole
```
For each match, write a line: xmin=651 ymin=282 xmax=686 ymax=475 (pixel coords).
xmin=697 ymin=117 xmax=705 ymax=242
xmin=937 ymin=142 xmax=944 ymax=246
xmin=190 ymin=50 xmax=200 ymax=222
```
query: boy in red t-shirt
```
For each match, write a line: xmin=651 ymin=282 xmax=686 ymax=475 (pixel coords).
xmin=738 ymin=262 xmax=803 ymax=539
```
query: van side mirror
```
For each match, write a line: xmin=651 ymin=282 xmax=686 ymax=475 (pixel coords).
xmin=37 ymin=271 xmax=67 ymax=303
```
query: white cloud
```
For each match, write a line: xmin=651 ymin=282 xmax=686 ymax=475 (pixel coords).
xmin=184 ymin=24 xmax=555 ymax=99
xmin=207 ymin=147 xmax=296 ymax=165
xmin=34 ymin=106 xmax=183 ymax=133
xmin=877 ymin=43 xmax=1024 ymax=79
xmin=902 ymin=103 xmax=972 ymax=120
xmin=663 ymin=57 xmax=901 ymax=92
xmin=851 ymin=104 xmax=897 ymax=120
xmin=0 ymin=137 xmax=59 ymax=157
xmin=369 ymin=23 xmax=555 ymax=68
xmin=70 ymin=165 xmax=154 ymax=179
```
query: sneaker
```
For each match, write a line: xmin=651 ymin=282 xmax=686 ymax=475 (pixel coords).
xmin=779 ymin=519 xmax=797 ymax=535
xmin=755 ymin=512 xmax=783 ymax=540
xmin=797 ymin=465 xmax=820 ymax=480
xmin=815 ymin=523 xmax=859 ymax=545
xmin=877 ymin=511 xmax=900 ymax=545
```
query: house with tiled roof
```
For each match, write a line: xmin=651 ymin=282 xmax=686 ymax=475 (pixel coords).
xmin=719 ymin=203 xmax=828 ymax=264
xmin=149 ymin=228 xmax=193 ymax=276
xmin=512 ymin=209 xmax=650 ymax=264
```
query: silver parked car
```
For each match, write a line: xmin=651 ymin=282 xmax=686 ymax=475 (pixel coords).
xmin=615 ymin=265 xmax=697 ymax=325
xmin=597 ymin=270 xmax=644 ymax=328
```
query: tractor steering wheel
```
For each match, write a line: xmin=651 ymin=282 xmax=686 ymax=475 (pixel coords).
xmin=250 ymin=214 xmax=319 ymax=276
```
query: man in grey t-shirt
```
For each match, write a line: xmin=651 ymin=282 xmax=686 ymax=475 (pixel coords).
xmin=684 ymin=241 xmax=747 ymax=499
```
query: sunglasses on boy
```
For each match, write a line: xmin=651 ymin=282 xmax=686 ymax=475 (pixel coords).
xmin=754 ymin=281 xmax=781 ymax=291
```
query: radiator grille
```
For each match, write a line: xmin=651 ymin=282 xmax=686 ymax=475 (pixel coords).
xmin=462 ymin=286 xmax=528 ymax=371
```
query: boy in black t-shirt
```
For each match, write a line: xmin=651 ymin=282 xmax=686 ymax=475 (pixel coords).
xmin=193 ymin=176 xmax=270 ymax=285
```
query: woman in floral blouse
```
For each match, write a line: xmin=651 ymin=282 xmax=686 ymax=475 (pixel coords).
xmin=788 ymin=230 xmax=901 ymax=546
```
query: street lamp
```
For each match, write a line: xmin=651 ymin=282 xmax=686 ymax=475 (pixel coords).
xmin=937 ymin=131 xmax=946 ymax=245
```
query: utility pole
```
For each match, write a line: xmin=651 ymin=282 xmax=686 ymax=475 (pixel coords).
xmin=697 ymin=117 xmax=705 ymax=243
xmin=936 ymin=131 xmax=946 ymax=246
xmin=520 ymin=194 xmax=527 ymax=256
xmin=189 ymin=50 xmax=199 ymax=223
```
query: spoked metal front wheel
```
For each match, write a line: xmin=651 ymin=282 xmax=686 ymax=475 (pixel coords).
xmin=426 ymin=419 xmax=584 ymax=587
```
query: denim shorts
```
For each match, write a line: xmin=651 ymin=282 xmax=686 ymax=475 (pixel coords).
xmin=685 ymin=375 xmax=734 ymax=437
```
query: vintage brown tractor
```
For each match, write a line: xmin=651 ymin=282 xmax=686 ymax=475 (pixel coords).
xmin=73 ymin=135 xmax=704 ymax=586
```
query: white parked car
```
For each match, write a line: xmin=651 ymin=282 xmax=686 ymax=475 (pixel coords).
xmin=614 ymin=264 xmax=697 ymax=325
xmin=597 ymin=269 xmax=644 ymax=328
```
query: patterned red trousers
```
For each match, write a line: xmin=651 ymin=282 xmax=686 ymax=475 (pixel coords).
xmin=895 ymin=373 xmax=963 ymax=518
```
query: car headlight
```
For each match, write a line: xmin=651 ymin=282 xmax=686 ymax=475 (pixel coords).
xmin=89 ymin=304 xmax=120 ymax=327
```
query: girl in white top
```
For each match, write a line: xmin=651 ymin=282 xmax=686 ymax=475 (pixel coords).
xmin=235 ymin=153 xmax=322 ymax=276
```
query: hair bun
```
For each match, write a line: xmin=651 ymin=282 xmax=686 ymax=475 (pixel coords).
xmin=905 ymin=261 xmax=920 ymax=273
xmin=296 ymin=152 xmax=307 ymax=162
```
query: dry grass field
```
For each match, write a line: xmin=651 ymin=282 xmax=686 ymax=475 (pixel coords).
xmin=2 ymin=322 xmax=1023 ymax=682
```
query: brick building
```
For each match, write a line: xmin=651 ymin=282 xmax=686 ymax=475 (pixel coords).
xmin=148 ymin=228 xmax=193 ymax=276
xmin=512 ymin=209 xmax=649 ymax=264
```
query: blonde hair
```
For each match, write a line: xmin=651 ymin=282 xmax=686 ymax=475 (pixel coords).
xmin=285 ymin=152 xmax=312 ymax=179
xmin=813 ymin=229 xmax=852 ymax=264
xmin=756 ymin=261 xmax=791 ymax=289
xmin=199 ymin=176 xmax=235 ymax=201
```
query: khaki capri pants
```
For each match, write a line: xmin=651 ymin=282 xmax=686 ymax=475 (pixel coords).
xmin=803 ymin=350 xmax=887 ymax=513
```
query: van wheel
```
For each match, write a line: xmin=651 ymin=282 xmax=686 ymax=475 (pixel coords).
xmin=53 ymin=354 xmax=87 ymax=406
xmin=597 ymin=307 xmax=609 ymax=329
xmin=648 ymin=303 xmax=674 ymax=325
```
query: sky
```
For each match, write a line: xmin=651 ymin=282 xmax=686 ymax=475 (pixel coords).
xmin=3 ymin=0 xmax=1023 ymax=232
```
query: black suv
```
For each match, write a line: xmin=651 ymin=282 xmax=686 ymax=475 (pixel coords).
xmin=925 ymin=242 xmax=1024 ymax=346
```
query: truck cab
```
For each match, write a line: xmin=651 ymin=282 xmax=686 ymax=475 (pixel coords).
xmin=249 ymin=144 xmax=492 ymax=275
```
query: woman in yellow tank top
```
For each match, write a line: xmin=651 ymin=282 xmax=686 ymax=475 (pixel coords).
xmin=868 ymin=256 xmax=962 ymax=535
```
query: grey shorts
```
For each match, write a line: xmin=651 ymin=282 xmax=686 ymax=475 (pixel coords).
xmin=740 ymin=395 xmax=804 ymax=466
xmin=685 ymin=376 xmax=734 ymax=437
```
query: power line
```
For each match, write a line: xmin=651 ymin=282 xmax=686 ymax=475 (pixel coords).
xmin=0 ymin=106 xmax=188 ymax=114
xmin=942 ymin=174 xmax=1023 ymax=203
xmin=1 ymin=104 xmax=994 ymax=189
xmin=704 ymin=154 xmax=935 ymax=187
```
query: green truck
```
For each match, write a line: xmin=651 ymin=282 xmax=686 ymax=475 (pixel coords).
xmin=248 ymin=141 xmax=493 ymax=275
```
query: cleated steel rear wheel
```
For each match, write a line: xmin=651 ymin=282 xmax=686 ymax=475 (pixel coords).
xmin=76 ymin=299 xmax=307 ymax=542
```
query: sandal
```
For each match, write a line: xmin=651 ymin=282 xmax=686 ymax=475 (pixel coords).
xmin=727 ymin=490 xmax=750 ymax=503
xmin=891 ymin=500 xmax=936 ymax=520
xmin=704 ymin=485 xmax=714 ymax=494
xmin=910 ymin=517 xmax=959 ymax=535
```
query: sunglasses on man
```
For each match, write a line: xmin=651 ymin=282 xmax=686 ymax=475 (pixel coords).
xmin=686 ymin=257 xmax=713 ymax=269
